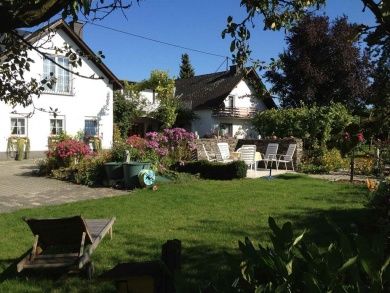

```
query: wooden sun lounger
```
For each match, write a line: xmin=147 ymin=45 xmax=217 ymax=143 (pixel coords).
xmin=16 ymin=216 xmax=116 ymax=279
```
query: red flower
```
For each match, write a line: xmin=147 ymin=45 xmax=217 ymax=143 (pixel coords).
xmin=356 ymin=132 xmax=364 ymax=142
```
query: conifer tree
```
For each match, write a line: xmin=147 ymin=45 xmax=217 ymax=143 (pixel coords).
xmin=179 ymin=53 xmax=195 ymax=79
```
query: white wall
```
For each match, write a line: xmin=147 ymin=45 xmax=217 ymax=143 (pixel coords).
xmin=139 ymin=89 xmax=159 ymax=113
xmin=191 ymin=79 xmax=265 ymax=138
xmin=0 ymin=28 xmax=114 ymax=155
xmin=224 ymin=79 xmax=267 ymax=110
xmin=191 ymin=110 xmax=217 ymax=137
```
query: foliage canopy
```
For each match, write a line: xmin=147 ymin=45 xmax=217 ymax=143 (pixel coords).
xmin=265 ymin=15 xmax=371 ymax=113
xmin=113 ymin=81 xmax=147 ymax=137
xmin=223 ymin=0 xmax=389 ymax=67
xmin=252 ymin=103 xmax=356 ymax=150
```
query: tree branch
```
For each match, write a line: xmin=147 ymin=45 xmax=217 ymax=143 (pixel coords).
xmin=11 ymin=31 xmax=103 ymax=80
xmin=0 ymin=0 xmax=70 ymax=33
xmin=361 ymin=0 xmax=390 ymax=34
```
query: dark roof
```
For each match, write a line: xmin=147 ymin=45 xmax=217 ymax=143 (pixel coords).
xmin=175 ymin=67 xmax=276 ymax=109
xmin=24 ymin=19 xmax=122 ymax=90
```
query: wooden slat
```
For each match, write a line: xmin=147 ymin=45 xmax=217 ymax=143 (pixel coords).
xmin=24 ymin=216 xmax=93 ymax=246
xmin=23 ymin=262 xmax=76 ymax=269
xmin=33 ymin=253 xmax=79 ymax=258
xmin=85 ymin=217 xmax=116 ymax=252
xmin=27 ymin=257 xmax=77 ymax=265
xmin=79 ymin=232 xmax=86 ymax=257
xmin=17 ymin=253 xmax=30 ymax=273
xmin=30 ymin=235 xmax=39 ymax=261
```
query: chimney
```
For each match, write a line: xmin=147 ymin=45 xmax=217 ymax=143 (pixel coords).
xmin=70 ymin=21 xmax=84 ymax=39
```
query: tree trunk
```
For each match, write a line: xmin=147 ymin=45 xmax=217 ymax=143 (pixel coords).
xmin=350 ymin=149 xmax=355 ymax=182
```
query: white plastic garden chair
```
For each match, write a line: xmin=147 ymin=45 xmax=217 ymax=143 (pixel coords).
xmin=238 ymin=145 xmax=257 ymax=171
xmin=202 ymin=144 xmax=216 ymax=162
xmin=216 ymin=142 xmax=233 ymax=163
xmin=276 ymin=144 xmax=297 ymax=171
xmin=258 ymin=143 xmax=279 ymax=169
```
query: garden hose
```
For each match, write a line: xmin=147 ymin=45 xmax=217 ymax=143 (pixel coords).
xmin=138 ymin=169 xmax=156 ymax=187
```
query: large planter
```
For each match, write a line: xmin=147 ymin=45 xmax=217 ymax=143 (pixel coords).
xmin=123 ymin=162 xmax=151 ymax=189
xmin=104 ymin=162 xmax=124 ymax=180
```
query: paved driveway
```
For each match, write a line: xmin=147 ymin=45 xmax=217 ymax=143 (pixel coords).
xmin=0 ymin=160 xmax=126 ymax=213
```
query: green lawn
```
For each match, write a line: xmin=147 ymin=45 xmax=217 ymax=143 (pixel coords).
xmin=0 ymin=174 xmax=368 ymax=292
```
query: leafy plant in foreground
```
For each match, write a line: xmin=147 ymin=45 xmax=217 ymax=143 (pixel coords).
xmin=233 ymin=217 xmax=389 ymax=292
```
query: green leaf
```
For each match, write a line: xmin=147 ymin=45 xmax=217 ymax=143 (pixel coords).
xmin=230 ymin=41 xmax=236 ymax=52
xmin=338 ymin=255 xmax=358 ymax=274
xmin=303 ymin=272 xmax=321 ymax=293
xmin=268 ymin=217 xmax=281 ymax=237
xmin=360 ymin=256 xmax=380 ymax=281
xmin=292 ymin=230 xmax=305 ymax=246
xmin=281 ymin=221 xmax=293 ymax=243
xmin=275 ymin=282 xmax=288 ymax=293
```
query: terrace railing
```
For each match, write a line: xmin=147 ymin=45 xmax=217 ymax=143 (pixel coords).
xmin=212 ymin=107 xmax=256 ymax=119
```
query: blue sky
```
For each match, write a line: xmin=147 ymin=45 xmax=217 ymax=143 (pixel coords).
xmin=82 ymin=0 xmax=376 ymax=82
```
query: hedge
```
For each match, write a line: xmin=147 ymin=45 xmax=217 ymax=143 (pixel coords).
xmin=174 ymin=160 xmax=247 ymax=180
xmin=252 ymin=103 xmax=356 ymax=150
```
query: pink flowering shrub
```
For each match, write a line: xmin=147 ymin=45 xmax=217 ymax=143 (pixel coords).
xmin=126 ymin=135 xmax=146 ymax=149
xmin=145 ymin=128 xmax=196 ymax=162
xmin=47 ymin=139 xmax=91 ymax=167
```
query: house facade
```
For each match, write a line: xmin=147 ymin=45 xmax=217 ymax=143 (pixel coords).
xmin=175 ymin=66 xmax=276 ymax=138
xmin=0 ymin=20 xmax=121 ymax=159
xmin=128 ymin=89 xmax=161 ymax=136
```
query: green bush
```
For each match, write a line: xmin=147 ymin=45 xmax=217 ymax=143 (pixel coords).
xmin=253 ymin=103 xmax=355 ymax=150
xmin=174 ymin=160 xmax=247 ymax=180
xmin=51 ymin=167 xmax=76 ymax=181
xmin=233 ymin=217 xmax=389 ymax=292
xmin=74 ymin=151 xmax=111 ymax=186
xmin=354 ymin=156 xmax=375 ymax=175
xmin=321 ymin=148 xmax=348 ymax=172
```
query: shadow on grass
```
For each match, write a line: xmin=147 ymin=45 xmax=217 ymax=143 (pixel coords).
xmin=0 ymin=249 xmax=76 ymax=285
xmin=275 ymin=173 xmax=307 ymax=180
xmin=278 ymin=207 xmax=372 ymax=246
xmin=1 ymin=207 xmax=372 ymax=292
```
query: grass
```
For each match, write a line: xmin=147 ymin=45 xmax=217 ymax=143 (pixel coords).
xmin=0 ymin=174 xmax=369 ymax=292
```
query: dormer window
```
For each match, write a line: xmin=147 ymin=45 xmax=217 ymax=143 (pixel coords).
xmin=43 ymin=56 xmax=71 ymax=94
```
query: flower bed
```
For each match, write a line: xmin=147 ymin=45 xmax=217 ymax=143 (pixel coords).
xmin=39 ymin=128 xmax=197 ymax=187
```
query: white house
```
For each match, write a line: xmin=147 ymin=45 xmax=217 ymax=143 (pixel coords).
xmin=175 ymin=66 xmax=276 ymax=138
xmin=129 ymin=88 xmax=161 ymax=136
xmin=0 ymin=20 xmax=121 ymax=159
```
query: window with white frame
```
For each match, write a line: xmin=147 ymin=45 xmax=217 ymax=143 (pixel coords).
xmin=84 ymin=119 xmax=98 ymax=137
xmin=43 ymin=56 xmax=71 ymax=93
xmin=227 ymin=95 xmax=234 ymax=108
xmin=10 ymin=118 xmax=26 ymax=135
xmin=50 ymin=118 xmax=64 ymax=135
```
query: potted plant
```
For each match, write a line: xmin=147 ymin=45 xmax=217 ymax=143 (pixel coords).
xmin=7 ymin=137 xmax=30 ymax=160
xmin=103 ymin=140 xmax=127 ymax=182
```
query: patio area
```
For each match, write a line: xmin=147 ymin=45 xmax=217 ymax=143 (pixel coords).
xmin=0 ymin=160 xmax=126 ymax=213
xmin=246 ymin=168 xmax=295 ymax=178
